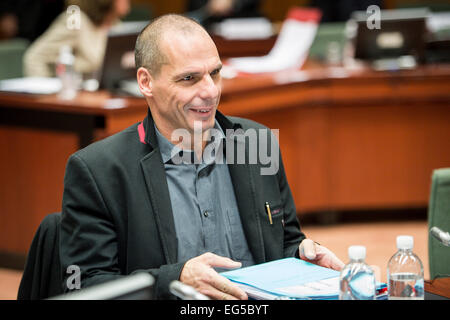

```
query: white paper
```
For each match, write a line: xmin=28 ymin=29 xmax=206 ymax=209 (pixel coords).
xmin=0 ymin=77 xmax=62 ymax=94
xmin=427 ymin=12 xmax=450 ymax=32
xmin=277 ymin=277 xmax=340 ymax=297
xmin=119 ymin=79 xmax=143 ymax=97
xmin=109 ymin=21 xmax=148 ymax=36
xmin=212 ymin=17 xmax=274 ymax=40
xmin=227 ymin=19 xmax=318 ymax=73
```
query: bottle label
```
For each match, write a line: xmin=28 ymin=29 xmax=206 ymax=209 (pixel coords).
xmin=56 ymin=64 xmax=66 ymax=77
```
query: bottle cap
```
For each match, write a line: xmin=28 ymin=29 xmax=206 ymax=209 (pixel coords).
xmin=396 ymin=235 xmax=413 ymax=250
xmin=58 ymin=45 xmax=74 ymax=65
xmin=348 ymin=245 xmax=366 ymax=260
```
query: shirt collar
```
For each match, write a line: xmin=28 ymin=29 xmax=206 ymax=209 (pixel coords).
xmin=155 ymin=120 xmax=226 ymax=164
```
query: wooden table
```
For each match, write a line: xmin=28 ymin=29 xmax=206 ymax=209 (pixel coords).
xmin=220 ymin=62 xmax=450 ymax=214
xmin=425 ymin=277 xmax=450 ymax=299
xmin=0 ymin=91 xmax=147 ymax=263
xmin=1 ymin=62 xmax=450 ymax=263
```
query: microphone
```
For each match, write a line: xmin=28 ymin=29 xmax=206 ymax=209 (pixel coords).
xmin=430 ymin=226 xmax=450 ymax=247
xmin=169 ymin=281 xmax=210 ymax=300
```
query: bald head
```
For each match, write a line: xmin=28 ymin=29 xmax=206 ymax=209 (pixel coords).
xmin=135 ymin=14 xmax=211 ymax=77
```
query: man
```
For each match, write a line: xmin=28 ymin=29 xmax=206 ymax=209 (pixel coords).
xmin=60 ymin=14 xmax=344 ymax=300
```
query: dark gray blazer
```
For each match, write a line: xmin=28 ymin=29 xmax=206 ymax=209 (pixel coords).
xmin=60 ymin=109 xmax=306 ymax=299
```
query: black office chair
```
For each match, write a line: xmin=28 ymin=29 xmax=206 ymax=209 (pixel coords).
xmin=17 ymin=212 xmax=63 ymax=300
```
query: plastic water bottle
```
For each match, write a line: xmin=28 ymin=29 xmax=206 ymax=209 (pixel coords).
xmin=339 ymin=245 xmax=376 ymax=300
xmin=56 ymin=45 xmax=78 ymax=100
xmin=387 ymin=235 xmax=424 ymax=300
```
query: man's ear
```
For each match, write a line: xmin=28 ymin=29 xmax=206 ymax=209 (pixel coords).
xmin=136 ymin=67 xmax=153 ymax=97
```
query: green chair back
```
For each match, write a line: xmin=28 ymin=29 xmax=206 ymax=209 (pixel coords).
xmin=428 ymin=168 xmax=450 ymax=280
xmin=308 ymin=22 xmax=347 ymax=62
xmin=0 ymin=38 xmax=29 ymax=80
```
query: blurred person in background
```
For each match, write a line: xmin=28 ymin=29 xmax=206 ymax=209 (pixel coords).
xmin=186 ymin=0 xmax=263 ymax=29
xmin=310 ymin=0 xmax=384 ymax=22
xmin=0 ymin=0 xmax=65 ymax=42
xmin=23 ymin=0 xmax=129 ymax=78
xmin=0 ymin=12 xmax=18 ymax=41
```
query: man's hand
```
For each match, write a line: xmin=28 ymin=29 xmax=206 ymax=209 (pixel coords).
xmin=299 ymin=239 xmax=345 ymax=271
xmin=180 ymin=252 xmax=248 ymax=300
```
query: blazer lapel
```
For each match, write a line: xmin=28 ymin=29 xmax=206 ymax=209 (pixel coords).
xmin=221 ymin=114 xmax=266 ymax=264
xmin=139 ymin=112 xmax=178 ymax=264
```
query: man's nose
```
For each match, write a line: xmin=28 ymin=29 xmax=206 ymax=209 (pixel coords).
xmin=199 ymin=75 xmax=219 ymax=100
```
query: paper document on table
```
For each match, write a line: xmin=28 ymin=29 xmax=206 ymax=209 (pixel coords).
xmin=0 ymin=77 xmax=61 ymax=94
xmin=227 ymin=8 xmax=321 ymax=73
xmin=109 ymin=21 xmax=148 ymax=36
xmin=221 ymin=258 xmax=340 ymax=300
xmin=212 ymin=17 xmax=274 ymax=40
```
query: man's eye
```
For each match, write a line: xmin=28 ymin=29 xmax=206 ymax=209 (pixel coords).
xmin=211 ymin=69 xmax=220 ymax=76
xmin=182 ymin=75 xmax=193 ymax=81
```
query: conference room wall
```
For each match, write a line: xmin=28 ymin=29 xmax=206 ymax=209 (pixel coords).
xmin=130 ymin=0 xmax=437 ymax=23
xmin=131 ymin=0 xmax=311 ymax=22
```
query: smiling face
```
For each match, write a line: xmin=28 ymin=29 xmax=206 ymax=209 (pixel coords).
xmin=142 ymin=27 xmax=222 ymax=143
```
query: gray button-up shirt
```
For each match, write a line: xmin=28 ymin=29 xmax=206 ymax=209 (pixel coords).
xmin=155 ymin=121 xmax=255 ymax=268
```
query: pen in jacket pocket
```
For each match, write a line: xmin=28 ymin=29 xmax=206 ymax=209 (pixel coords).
xmin=265 ymin=202 xmax=273 ymax=225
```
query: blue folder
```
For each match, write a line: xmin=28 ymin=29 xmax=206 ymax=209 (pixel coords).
xmin=221 ymin=258 xmax=387 ymax=300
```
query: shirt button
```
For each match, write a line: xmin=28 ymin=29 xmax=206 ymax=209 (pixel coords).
xmin=203 ymin=211 xmax=209 ymax=217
